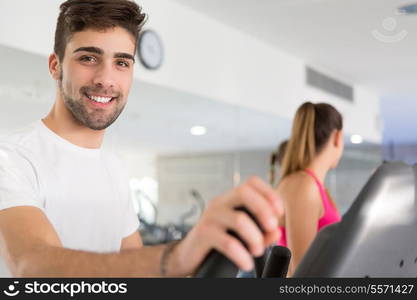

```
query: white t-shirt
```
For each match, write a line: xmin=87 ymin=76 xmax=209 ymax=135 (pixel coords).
xmin=0 ymin=121 xmax=139 ymax=277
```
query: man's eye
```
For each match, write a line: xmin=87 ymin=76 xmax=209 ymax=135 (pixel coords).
xmin=117 ymin=60 xmax=130 ymax=68
xmin=79 ymin=56 xmax=97 ymax=63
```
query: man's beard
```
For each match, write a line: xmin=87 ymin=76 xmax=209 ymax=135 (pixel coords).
xmin=60 ymin=80 xmax=126 ymax=131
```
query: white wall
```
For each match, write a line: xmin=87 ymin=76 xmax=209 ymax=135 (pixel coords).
xmin=305 ymin=84 xmax=381 ymax=143
xmin=0 ymin=0 xmax=382 ymax=143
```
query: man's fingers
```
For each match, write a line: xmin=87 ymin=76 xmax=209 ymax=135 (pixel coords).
xmin=246 ymin=176 xmax=283 ymax=217
xmin=209 ymin=208 xmax=280 ymax=256
xmin=214 ymin=210 xmax=265 ymax=257
xmin=264 ymin=229 xmax=281 ymax=247
xmin=208 ymin=227 xmax=254 ymax=272
xmin=233 ymin=183 xmax=278 ymax=234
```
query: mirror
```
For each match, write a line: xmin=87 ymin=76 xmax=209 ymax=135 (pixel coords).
xmin=0 ymin=44 xmax=382 ymax=245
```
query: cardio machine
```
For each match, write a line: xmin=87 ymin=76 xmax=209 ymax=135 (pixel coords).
xmin=195 ymin=161 xmax=417 ymax=278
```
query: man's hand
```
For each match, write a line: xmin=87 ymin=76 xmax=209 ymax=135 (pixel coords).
xmin=167 ymin=176 xmax=283 ymax=276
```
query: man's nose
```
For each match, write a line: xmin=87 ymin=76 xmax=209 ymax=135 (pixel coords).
xmin=92 ymin=62 xmax=115 ymax=90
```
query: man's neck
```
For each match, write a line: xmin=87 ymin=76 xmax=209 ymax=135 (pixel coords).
xmin=43 ymin=103 xmax=105 ymax=149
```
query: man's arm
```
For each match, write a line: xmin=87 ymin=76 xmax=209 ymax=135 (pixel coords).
xmin=0 ymin=177 xmax=282 ymax=277
xmin=0 ymin=206 xmax=163 ymax=277
xmin=121 ymin=231 xmax=143 ymax=251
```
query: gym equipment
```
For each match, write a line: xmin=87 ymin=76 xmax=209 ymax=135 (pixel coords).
xmin=294 ymin=161 xmax=417 ymax=277
xmin=196 ymin=161 xmax=417 ymax=278
xmin=195 ymin=207 xmax=270 ymax=278
xmin=179 ymin=189 xmax=205 ymax=227
xmin=139 ymin=189 xmax=205 ymax=245
xmin=262 ymin=246 xmax=291 ymax=278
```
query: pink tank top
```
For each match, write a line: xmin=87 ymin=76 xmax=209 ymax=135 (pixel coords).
xmin=277 ymin=169 xmax=341 ymax=247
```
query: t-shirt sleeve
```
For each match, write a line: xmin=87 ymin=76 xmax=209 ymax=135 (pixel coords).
xmin=0 ymin=144 xmax=43 ymax=211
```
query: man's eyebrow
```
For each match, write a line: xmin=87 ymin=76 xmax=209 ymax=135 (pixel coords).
xmin=72 ymin=47 xmax=135 ymax=62
xmin=115 ymin=52 xmax=135 ymax=63
xmin=73 ymin=47 xmax=103 ymax=55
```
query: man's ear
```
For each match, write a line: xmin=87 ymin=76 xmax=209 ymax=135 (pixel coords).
xmin=48 ymin=53 xmax=61 ymax=81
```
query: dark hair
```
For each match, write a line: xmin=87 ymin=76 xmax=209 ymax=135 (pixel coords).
xmin=269 ymin=140 xmax=288 ymax=185
xmin=280 ymin=102 xmax=343 ymax=179
xmin=54 ymin=0 xmax=147 ymax=62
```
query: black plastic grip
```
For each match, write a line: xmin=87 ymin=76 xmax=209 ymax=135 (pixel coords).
xmin=261 ymin=246 xmax=291 ymax=278
xmin=194 ymin=206 xmax=268 ymax=278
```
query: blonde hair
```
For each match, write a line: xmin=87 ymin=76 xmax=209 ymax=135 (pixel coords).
xmin=269 ymin=140 xmax=288 ymax=186
xmin=278 ymin=102 xmax=343 ymax=180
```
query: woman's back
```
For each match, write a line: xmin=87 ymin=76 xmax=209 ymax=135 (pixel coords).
xmin=276 ymin=169 xmax=341 ymax=247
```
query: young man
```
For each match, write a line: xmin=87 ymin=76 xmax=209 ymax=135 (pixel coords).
xmin=0 ymin=0 xmax=281 ymax=277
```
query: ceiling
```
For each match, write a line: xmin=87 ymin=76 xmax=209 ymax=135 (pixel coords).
xmin=175 ymin=0 xmax=417 ymax=144
xmin=175 ymin=0 xmax=417 ymax=96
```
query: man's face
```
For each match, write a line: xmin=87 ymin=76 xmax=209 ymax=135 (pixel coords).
xmin=58 ymin=27 xmax=135 ymax=130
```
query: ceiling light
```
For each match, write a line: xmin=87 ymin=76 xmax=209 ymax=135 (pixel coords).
xmin=190 ymin=126 xmax=207 ymax=136
xmin=398 ymin=3 xmax=417 ymax=15
xmin=350 ymin=134 xmax=363 ymax=144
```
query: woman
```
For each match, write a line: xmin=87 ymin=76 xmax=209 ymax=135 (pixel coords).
xmin=269 ymin=139 xmax=288 ymax=186
xmin=272 ymin=102 xmax=343 ymax=276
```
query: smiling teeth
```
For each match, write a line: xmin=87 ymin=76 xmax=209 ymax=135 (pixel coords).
xmin=89 ymin=95 xmax=112 ymax=103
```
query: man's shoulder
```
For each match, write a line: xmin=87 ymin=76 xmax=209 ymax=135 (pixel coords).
xmin=0 ymin=121 xmax=46 ymax=167
xmin=0 ymin=121 xmax=42 ymax=149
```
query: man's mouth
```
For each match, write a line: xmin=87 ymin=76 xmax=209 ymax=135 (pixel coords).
xmin=84 ymin=93 xmax=116 ymax=105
